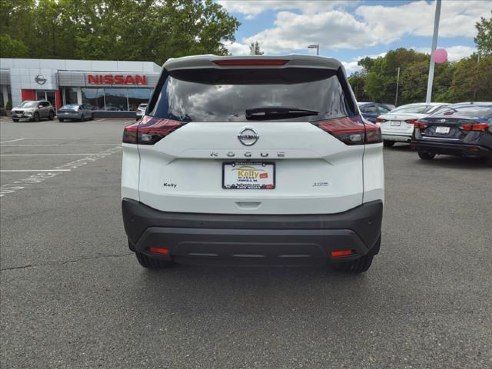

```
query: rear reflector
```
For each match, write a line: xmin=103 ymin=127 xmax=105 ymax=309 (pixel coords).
xmin=149 ymin=247 xmax=170 ymax=255
xmin=213 ymin=59 xmax=289 ymax=66
xmin=312 ymin=116 xmax=382 ymax=145
xmin=461 ymin=123 xmax=491 ymax=132
xmin=123 ymin=117 xmax=183 ymax=145
xmin=331 ymin=250 xmax=354 ymax=257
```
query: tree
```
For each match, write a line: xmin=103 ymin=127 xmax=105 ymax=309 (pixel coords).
xmin=249 ymin=41 xmax=264 ymax=55
xmin=348 ymin=72 xmax=368 ymax=101
xmin=475 ymin=11 xmax=492 ymax=55
xmin=0 ymin=34 xmax=29 ymax=57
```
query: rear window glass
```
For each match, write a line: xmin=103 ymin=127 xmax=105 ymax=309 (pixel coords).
xmin=437 ymin=105 xmax=492 ymax=118
xmin=391 ymin=104 xmax=437 ymax=114
xmin=149 ymin=68 xmax=352 ymax=122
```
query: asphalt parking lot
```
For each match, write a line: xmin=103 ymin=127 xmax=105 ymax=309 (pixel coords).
xmin=1 ymin=117 xmax=491 ymax=369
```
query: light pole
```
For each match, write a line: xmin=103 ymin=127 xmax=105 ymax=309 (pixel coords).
xmin=308 ymin=44 xmax=319 ymax=55
xmin=425 ymin=0 xmax=442 ymax=103
xmin=395 ymin=67 xmax=400 ymax=106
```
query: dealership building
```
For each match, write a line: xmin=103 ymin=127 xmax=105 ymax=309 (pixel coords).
xmin=0 ymin=58 xmax=161 ymax=113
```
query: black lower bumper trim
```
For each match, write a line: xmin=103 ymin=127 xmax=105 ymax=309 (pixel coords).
xmin=122 ymin=199 xmax=383 ymax=264
xmin=414 ymin=140 xmax=492 ymax=157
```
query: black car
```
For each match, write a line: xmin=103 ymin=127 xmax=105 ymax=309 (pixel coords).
xmin=413 ymin=102 xmax=492 ymax=165
xmin=358 ymin=102 xmax=395 ymax=123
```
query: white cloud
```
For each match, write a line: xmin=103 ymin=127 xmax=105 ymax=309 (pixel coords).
xmin=224 ymin=1 xmax=490 ymax=55
xmin=224 ymin=41 xmax=251 ymax=56
xmin=218 ymin=0 xmax=355 ymax=19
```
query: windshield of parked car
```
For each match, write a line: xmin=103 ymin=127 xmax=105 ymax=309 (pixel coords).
xmin=19 ymin=101 xmax=37 ymax=108
xmin=61 ymin=104 xmax=79 ymax=110
xmin=150 ymin=68 xmax=353 ymax=122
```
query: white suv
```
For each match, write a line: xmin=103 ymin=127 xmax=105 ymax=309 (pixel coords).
xmin=121 ymin=55 xmax=384 ymax=273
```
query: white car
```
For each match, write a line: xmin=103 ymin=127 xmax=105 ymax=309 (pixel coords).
xmin=376 ymin=103 xmax=449 ymax=147
xmin=135 ymin=103 xmax=147 ymax=121
xmin=121 ymin=55 xmax=384 ymax=273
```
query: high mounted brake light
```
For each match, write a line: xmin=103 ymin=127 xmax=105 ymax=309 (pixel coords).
xmin=213 ymin=59 xmax=289 ymax=66
xmin=123 ymin=117 xmax=183 ymax=145
xmin=312 ymin=116 xmax=382 ymax=145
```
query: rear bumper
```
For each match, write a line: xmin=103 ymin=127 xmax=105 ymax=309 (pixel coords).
xmin=122 ymin=198 xmax=383 ymax=265
xmin=413 ymin=140 xmax=492 ymax=157
xmin=382 ymin=134 xmax=412 ymax=142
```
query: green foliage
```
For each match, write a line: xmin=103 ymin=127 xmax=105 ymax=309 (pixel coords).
xmin=0 ymin=0 xmax=240 ymax=63
xmin=349 ymin=48 xmax=491 ymax=105
xmin=249 ymin=41 xmax=264 ymax=55
xmin=5 ymin=100 xmax=13 ymax=110
xmin=475 ymin=11 xmax=492 ymax=56
xmin=0 ymin=33 xmax=29 ymax=57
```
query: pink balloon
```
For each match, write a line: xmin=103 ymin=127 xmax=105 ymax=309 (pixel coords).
xmin=432 ymin=48 xmax=448 ymax=64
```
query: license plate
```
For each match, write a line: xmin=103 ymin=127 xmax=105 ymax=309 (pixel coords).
xmin=16 ymin=114 xmax=22 ymax=117
xmin=390 ymin=121 xmax=401 ymax=126
xmin=436 ymin=126 xmax=450 ymax=134
xmin=223 ymin=162 xmax=275 ymax=189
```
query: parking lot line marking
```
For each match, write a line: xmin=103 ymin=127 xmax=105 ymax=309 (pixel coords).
xmin=0 ymin=138 xmax=24 ymax=144
xmin=1 ymin=154 xmax=103 ymax=156
xmin=1 ymin=169 xmax=71 ymax=172
xmin=1 ymin=144 xmax=120 ymax=147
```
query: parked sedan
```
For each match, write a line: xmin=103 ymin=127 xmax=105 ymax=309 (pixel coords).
xmin=135 ymin=103 xmax=147 ymax=121
xmin=413 ymin=102 xmax=492 ymax=165
xmin=376 ymin=103 xmax=449 ymax=147
xmin=58 ymin=104 xmax=94 ymax=122
xmin=358 ymin=102 xmax=395 ymax=123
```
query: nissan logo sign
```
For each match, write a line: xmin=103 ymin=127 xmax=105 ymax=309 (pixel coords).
xmin=34 ymin=74 xmax=47 ymax=85
xmin=238 ymin=127 xmax=259 ymax=146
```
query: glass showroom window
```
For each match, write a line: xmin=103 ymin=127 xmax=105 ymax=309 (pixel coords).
xmin=82 ymin=88 xmax=105 ymax=110
xmin=105 ymin=88 xmax=128 ymax=111
xmin=64 ymin=88 xmax=78 ymax=105
xmin=128 ymin=88 xmax=152 ymax=111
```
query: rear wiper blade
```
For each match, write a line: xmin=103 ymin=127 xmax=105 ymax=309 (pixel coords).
xmin=245 ymin=106 xmax=319 ymax=120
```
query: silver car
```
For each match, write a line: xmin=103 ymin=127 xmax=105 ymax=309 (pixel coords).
xmin=58 ymin=104 xmax=94 ymax=122
xmin=12 ymin=100 xmax=56 ymax=122
xmin=135 ymin=103 xmax=147 ymax=121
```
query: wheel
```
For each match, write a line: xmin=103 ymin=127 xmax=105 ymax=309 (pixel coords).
xmin=91 ymin=113 xmax=94 ymax=120
xmin=80 ymin=114 xmax=85 ymax=121
xmin=58 ymin=118 xmax=64 ymax=122
xmin=48 ymin=111 xmax=54 ymax=120
xmin=33 ymin=112 xmax=40 ymax=122
xmin=331 ymin=255 xmax=374 ymax=273
xmin=135 ymin=252 xmax=174 ymax=269
xmin=383 ymin=140 xmax=395 ymax=147
xmin=12 ymin=119 xmax=19 ymax=122
xmin=418 ymin=151 xmax=436 ymax=160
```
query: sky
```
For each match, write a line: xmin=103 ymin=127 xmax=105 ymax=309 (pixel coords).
xmin=217 ymin=0 xmax=491 ymax=74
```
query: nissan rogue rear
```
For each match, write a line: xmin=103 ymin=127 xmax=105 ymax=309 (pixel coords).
xmin=121 ymin=55 xmax=384 ymax=273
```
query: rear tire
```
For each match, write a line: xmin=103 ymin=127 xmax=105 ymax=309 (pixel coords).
xmin=58 ymin=118 xmax=64 ymax=122
xmin=48 ymin=111 xmax=54 ymax=120
xmin=418 ymin=151 xmax=436 ymax=160
xmin=383 ymin=140 xmax=395 ymax=148
xmin=12 ymin=119 xmax=19 ymax=122
xmin=135 ymin=252 xmax=174 ymax=269
xmin=33 ymin=112 xmax=40 ymax=122
xmin=331 ymin=255 xmax=374 ymax=274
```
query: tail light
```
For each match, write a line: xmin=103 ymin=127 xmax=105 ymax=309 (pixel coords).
xmin=123 ymin=117 xmax=183 ymax=145
xmin=312 ymin=116 xmax=382 ymax=145
xmin=461 ymin=122 xmax=491 ymax=132
xmin=405 ymin=119 xmax=418 ymax=125
xmin=376 ymin=117 xmax=387 ymax=123
xmin=414 ymin=120 xmax=428 ymax=130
